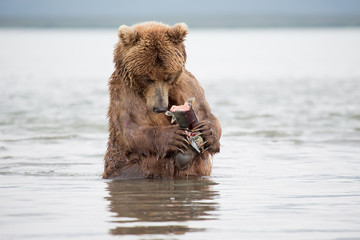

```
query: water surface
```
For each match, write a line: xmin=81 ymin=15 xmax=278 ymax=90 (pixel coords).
xmin=1 ymin=28 xmax=360 ymax=239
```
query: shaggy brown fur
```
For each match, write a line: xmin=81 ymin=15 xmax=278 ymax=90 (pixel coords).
xmin=103 ymin=22 xmax=221 ymax=179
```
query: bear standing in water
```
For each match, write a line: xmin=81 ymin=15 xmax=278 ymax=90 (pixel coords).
xmin=103 ymin=22 xmax=221 ymax=179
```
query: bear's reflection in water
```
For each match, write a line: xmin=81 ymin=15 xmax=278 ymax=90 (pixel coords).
xmin=105 ymin=177 xmax=219 ymax=235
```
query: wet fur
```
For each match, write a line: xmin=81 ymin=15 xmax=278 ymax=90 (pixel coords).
xmin=103 ymin=22 xmax=221 ymax=179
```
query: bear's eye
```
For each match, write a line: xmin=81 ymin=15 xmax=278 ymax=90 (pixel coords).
xmin=165 ymin=75 xmax=173 ymax=83
xmin=144 ymin=78 xmax=154 ymax=84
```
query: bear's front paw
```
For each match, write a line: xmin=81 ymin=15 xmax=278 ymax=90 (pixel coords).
xmin=161 ymin=125 xmax=189 ymax=154
xmin=192 ymin=121 xmax=220 ymax=153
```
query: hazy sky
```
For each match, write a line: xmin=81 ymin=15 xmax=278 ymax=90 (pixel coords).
xmin=1 ymin=0 xmax=360 ymax=17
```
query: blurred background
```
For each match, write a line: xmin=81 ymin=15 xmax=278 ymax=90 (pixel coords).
xmin=1 ymin=0 xmax=360 ymax=28
xmin=1 ymin=1 xmax=360 ymax=240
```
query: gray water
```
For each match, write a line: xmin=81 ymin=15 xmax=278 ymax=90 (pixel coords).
xmin=1 ymin=28 xmax=360 ymax=240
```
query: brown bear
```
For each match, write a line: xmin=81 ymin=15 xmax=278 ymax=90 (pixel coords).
xmin=103 ymin=22 xmax=221 ymax=179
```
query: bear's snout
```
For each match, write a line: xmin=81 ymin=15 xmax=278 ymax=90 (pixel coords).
xmin=145 ymin=82 xmax=169 ymax=114
xmin=153 ymin=106 xmax=167 ymax=113
xmin=151 ymin=95 xmax=168 ymax=113
xmin=152 ymin=92 xmax=168 ymax=113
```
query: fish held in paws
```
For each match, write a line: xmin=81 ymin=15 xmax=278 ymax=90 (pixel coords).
xmin=166 ymin=98 xmax=205 ymax=169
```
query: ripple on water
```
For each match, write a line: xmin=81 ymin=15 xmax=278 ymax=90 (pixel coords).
xmin=2 ymin=134 xmax=79 ymax=143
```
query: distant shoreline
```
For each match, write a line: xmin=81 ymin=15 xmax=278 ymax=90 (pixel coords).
xmin=1 ymin=14 xmax=360 ymax=28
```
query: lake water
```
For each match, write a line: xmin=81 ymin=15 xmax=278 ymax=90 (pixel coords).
xmin=1 ymin=28 xmax=360 ymax=240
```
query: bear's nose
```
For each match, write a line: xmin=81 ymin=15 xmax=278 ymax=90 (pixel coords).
xmin=153 ymin=107 xmax=167 ymax=113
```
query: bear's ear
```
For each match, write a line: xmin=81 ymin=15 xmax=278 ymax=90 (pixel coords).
xmin=118 ymin=25 xmax=140 ymax=46
xmin=167 ymin=23 xmax=188 ymax=44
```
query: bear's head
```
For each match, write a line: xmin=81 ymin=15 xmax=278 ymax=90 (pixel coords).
xmin=114 ymin=22 xmax=188 ymax=113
